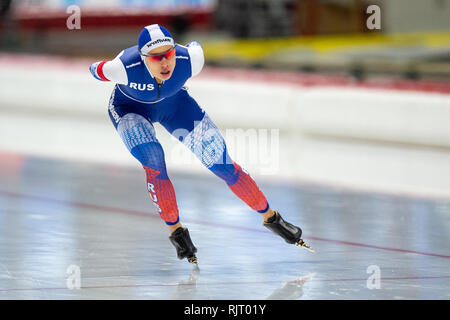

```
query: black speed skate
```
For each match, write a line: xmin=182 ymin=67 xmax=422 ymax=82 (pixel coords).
xmin=169 ymin=227 xmax=198 ymax=264
xmin=264 ymin=211 xmax=314 ymax=252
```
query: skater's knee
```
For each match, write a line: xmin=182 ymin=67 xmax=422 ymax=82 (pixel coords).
xmin=134 ymin=143 xmax=168 ymax=178
xmin=209 ymin=158 xmax=251 ymax=186
xmin=210 ymin=162 xmax=239 ymax=185
xmin=181 ymin=113 xmax=227 ymax=168
xmin=116 ymin=114 xmax=167 ymax=173
xmin=220 ymin=161 xmax=251 ymax=186
xmin=117 ymin=113 xmax=157 ymax=151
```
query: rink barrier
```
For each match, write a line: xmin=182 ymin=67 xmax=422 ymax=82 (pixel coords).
xmin=1 ymin=53 xmax=450 ymax=149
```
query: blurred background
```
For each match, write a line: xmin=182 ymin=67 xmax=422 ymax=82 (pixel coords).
xmin=1 ymin=0 xmax=450 ymax=198
xmin=1 ymin=0 xmax=450 ymax=300
xmin=2 ymin=0 xmax=450 ymax=80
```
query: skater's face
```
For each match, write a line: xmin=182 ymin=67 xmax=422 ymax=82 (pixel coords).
xmin=144 ymin=45 xmax=176 ymax=83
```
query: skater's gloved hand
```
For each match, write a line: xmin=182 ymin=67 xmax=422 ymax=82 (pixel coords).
xmin=89 ymin=61 xmax=103 ymax=81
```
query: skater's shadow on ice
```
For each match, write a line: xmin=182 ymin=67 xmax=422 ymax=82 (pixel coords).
xmin=266 ymin=272 xmax=316 ymax=300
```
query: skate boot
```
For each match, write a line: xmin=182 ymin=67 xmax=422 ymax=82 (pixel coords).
xmin=264 ymin=211 xmax=314 ymax=252
xmin=169 ymin=227 xmax=198 ymax=264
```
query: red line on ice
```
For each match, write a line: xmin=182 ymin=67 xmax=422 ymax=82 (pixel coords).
xmin=1 ymin=190 xmax=449 ymax=260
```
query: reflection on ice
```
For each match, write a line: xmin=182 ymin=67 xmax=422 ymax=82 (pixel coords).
xmin=266 ymin=273 xmax=316 ymax=300
xmin=0 ymin=154 xmax=449 ymax=299
xmin=174 ymin=266 xmax=201 ymax=299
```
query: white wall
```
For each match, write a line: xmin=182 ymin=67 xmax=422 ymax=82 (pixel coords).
xmin=376 ymin=0 xmax=450 ymax=33
xmin=1 ymin=55 xmax=450 ymax=199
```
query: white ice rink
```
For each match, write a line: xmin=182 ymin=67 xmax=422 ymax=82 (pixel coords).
xmin=0 ymin=54 xmax=450 ymax=299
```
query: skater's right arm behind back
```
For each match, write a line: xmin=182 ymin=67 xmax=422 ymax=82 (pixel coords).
xmin=89 ymin=50 xmax=128 ymax=84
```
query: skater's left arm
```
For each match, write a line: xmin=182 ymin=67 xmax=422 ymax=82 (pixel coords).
xmin=89 ymin=50 xmax=128 ymax=84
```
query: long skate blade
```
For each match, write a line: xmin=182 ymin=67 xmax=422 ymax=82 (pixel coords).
xmin=187 ymin=256 xmax=198 ymax=265
xmin=296 ymin=239 xmax=315 ymax=253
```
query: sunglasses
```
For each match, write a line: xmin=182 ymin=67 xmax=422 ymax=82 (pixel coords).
xmin=142 ymin=47 xmax=176 ymax=62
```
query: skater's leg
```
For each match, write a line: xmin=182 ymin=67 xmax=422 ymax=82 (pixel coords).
xmin=158 ymin=90 xmax=312 ymax=252
xmin=159 ymin=90 xmax=275 ymax=220
xmin=184 ymin=113 xmax=276 ymax=218
xmin=109 ymin=90 xmax=198 ymax=263
xmin=116 ymin=113 xmax=181 ymax=231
